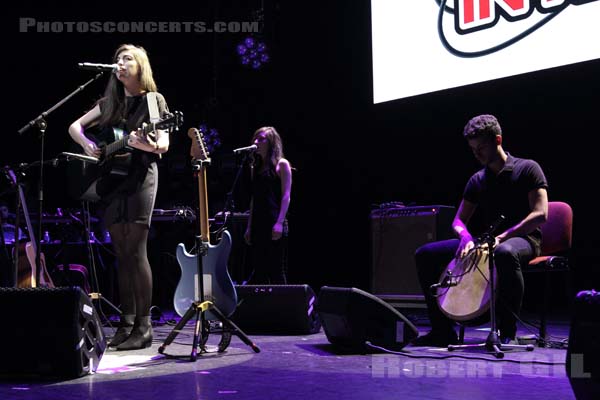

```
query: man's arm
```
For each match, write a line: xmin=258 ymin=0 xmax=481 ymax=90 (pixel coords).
xmin=496 ymin=188 xmax=548 ymax=243
xmin=452 ymin=199 xmax=477 ymax=258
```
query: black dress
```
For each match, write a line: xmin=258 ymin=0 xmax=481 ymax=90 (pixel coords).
xmin=249 ymin=167 xmax=287 ymax=284
xmin=99 ymin=93 xmax=168 ymax=228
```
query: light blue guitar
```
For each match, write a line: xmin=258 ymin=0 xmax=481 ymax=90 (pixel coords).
xmin=173 ymin=127 xmax=237 ymax=319
xmin=174 ymin=231 xmax=237 ymax=319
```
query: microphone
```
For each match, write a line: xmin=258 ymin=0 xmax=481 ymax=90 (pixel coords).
xmin=233 ymin=144 xmax=258 ymax=154
xmin=429 ymin=275 xmax=458 ymax=293
xmin=60 ymin=152 xmax=99 ymax=164
xmin=78 ymin=62 xmax=118 ymax=72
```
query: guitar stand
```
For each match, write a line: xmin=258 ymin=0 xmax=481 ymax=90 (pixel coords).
xmin=158 ymin=298 xmax=260 ymax=361
xmin=447 ymin=230 xmax=534 ymax=359
xmin=158 ymin=238 xmax=260 ymax=361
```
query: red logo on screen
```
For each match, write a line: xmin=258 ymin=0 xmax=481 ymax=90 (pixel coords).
xmin=455 ymin=0 xmax=598 ymax=34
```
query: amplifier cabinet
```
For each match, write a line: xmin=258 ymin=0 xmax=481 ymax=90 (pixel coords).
xmin=370 ymin=205 xmax=455 ymax=300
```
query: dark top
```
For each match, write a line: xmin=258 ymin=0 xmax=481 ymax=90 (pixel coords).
xmin=98 ymin=92 xmax=169 ymax=226
xmin=463 ymin=154 xmax=548 ymax=254
xmin=251 ymin=167 xmax=282 ymax=243
xmin=99 ymin=92 xmax=169 ymax=168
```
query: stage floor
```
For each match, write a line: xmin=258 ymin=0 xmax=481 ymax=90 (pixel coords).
xmin=0 ymin=313 xmax=577 ymax=400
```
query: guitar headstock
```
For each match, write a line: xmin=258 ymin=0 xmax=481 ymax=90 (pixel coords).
xmin=2 ymin=166 xmax=19 ymax=187
xmin=188 ymin=126 xmax=210 ymax=161
xmin=155 ymin=111 xmax=184 ymax=131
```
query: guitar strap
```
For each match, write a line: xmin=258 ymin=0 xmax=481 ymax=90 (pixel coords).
xmin=147 ymin=92 xmax=160 ymax=123
xmin=146 ymin=92 xmax=162 ymax=161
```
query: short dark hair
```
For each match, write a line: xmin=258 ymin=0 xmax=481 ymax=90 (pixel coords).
xmin=463 ymin=114 xmax=502 ymax=140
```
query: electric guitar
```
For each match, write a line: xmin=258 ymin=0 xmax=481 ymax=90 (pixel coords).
xmin=5 ymin=168 xmax=55 ymax=288
xmin=173 ymin=127 xmax=237 ymax=319
xmin=78 ymin=111 xmax=183 ymax=202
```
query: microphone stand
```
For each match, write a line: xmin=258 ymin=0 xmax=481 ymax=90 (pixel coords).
xmin=223 ymin=151 xmax=253 ymax=214
xmin=17 ymin=71 xmax=106 ymax=286
xmin=219 ymin=152 xmax=253 ymax=283
xmin=447 ymin=215 xmax=534 ymax=358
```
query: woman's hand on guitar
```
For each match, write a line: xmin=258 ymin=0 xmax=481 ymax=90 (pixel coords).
xmin=128 ymin=129 xmax=157 ymax=153
xmin=82 ymin=139 xmax=101 ymax=157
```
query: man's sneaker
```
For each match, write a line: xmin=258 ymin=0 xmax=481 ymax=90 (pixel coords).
xmin=411 ymin=330 xmax=459 ymax=347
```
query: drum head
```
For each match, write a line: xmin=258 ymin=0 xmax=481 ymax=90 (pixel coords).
xmin=437 ymin=248 xmax=496 ymax=322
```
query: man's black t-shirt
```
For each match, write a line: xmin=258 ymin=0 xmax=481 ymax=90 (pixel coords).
xmin=463 ymin=154 xmax=548 ymax=254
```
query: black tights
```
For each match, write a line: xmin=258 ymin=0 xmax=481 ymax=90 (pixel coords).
xmin=109 ymin=223 xmax=152 ymax=317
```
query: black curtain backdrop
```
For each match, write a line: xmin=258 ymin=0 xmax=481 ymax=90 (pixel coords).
xmin=3 ymin=1 xmax=598 ymax=302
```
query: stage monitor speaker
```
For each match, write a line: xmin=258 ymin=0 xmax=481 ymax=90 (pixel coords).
xmin=317 ymin=286 xmax=419 ymax=352
xmin=231 ymin=284 xmax=321 ymax=335
xmin=371 ymin=205 xmax=455 ymax=300
xmin=566 ymin=290 xmax=600 ymax=400
xmin=0 ymin=286 xmax=106 ymax=379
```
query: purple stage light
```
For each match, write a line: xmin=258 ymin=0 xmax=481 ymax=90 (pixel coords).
xmin=237 ymin=36 xmax=269 ymax=69
xmin=236 ymin=44 xmax=248 ymax=55
xmin=244 ymin=37 xmax=255 ymax=49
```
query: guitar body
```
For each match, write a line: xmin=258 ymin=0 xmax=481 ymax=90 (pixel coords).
xmin=5 ymin=168 xmax=55 ymax=289
xmin=16 ymin=242 xmax=54 ymax=288
xmin=173 ymin=230 xmax=237 ymax=320
xmin=69 ymin=111 xmax=183 ymax=202
xmin=78 ymin=127 xmax=133 ymax=202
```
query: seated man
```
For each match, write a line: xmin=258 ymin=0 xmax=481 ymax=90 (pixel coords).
xmin=413 ymin=114 xmax=548 ymax=346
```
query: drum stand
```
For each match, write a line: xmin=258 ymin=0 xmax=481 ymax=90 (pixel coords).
xmin=447 ymin=231 xmax=534 ymax=359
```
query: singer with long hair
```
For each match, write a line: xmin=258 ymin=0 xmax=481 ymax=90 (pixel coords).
xmin=68 ymin=44 xmax=169 ymax=350
xmin=244 ymin=127 xmax=292 ymax=284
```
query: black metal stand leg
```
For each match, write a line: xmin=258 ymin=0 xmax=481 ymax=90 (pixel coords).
xmin=448 ymin=234 xmax=534 ymax=359
xmin=210 ymin=305 xmax=260 ymax=353
xmin=89 ymin=292 xmax=121 ymax=316
xmin=191 ymin=306 xmax=205 ymax=361
xmin=82 ymin=201 xmax=122 ymax=317
xmin=158 ymin=301 xmax=260 ymax=360
xmin=158 ymin=300 xmax=200 ymax=355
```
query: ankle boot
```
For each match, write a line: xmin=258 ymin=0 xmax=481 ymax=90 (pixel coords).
xmin=108 ymin=314 xmax=135 ymax=347
xmin=116 ymin=316 xmax=153 ymax=351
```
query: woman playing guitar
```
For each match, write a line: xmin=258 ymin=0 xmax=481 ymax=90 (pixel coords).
xmin=68 ymin=44 xmax=171 ymax=351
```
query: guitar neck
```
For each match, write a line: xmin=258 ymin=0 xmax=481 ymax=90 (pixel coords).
xmin=197 ymin=167 xmax=210 ymax=243
xmin=8 ymin=170 xmax=37 ymax=253
xmin=104 ymin=131 xmax=131 ymax=158
xmin=18 ymin=188 xmax=37 ymax=254
xmin=101 ymin=112 xmax=180 ymax=160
